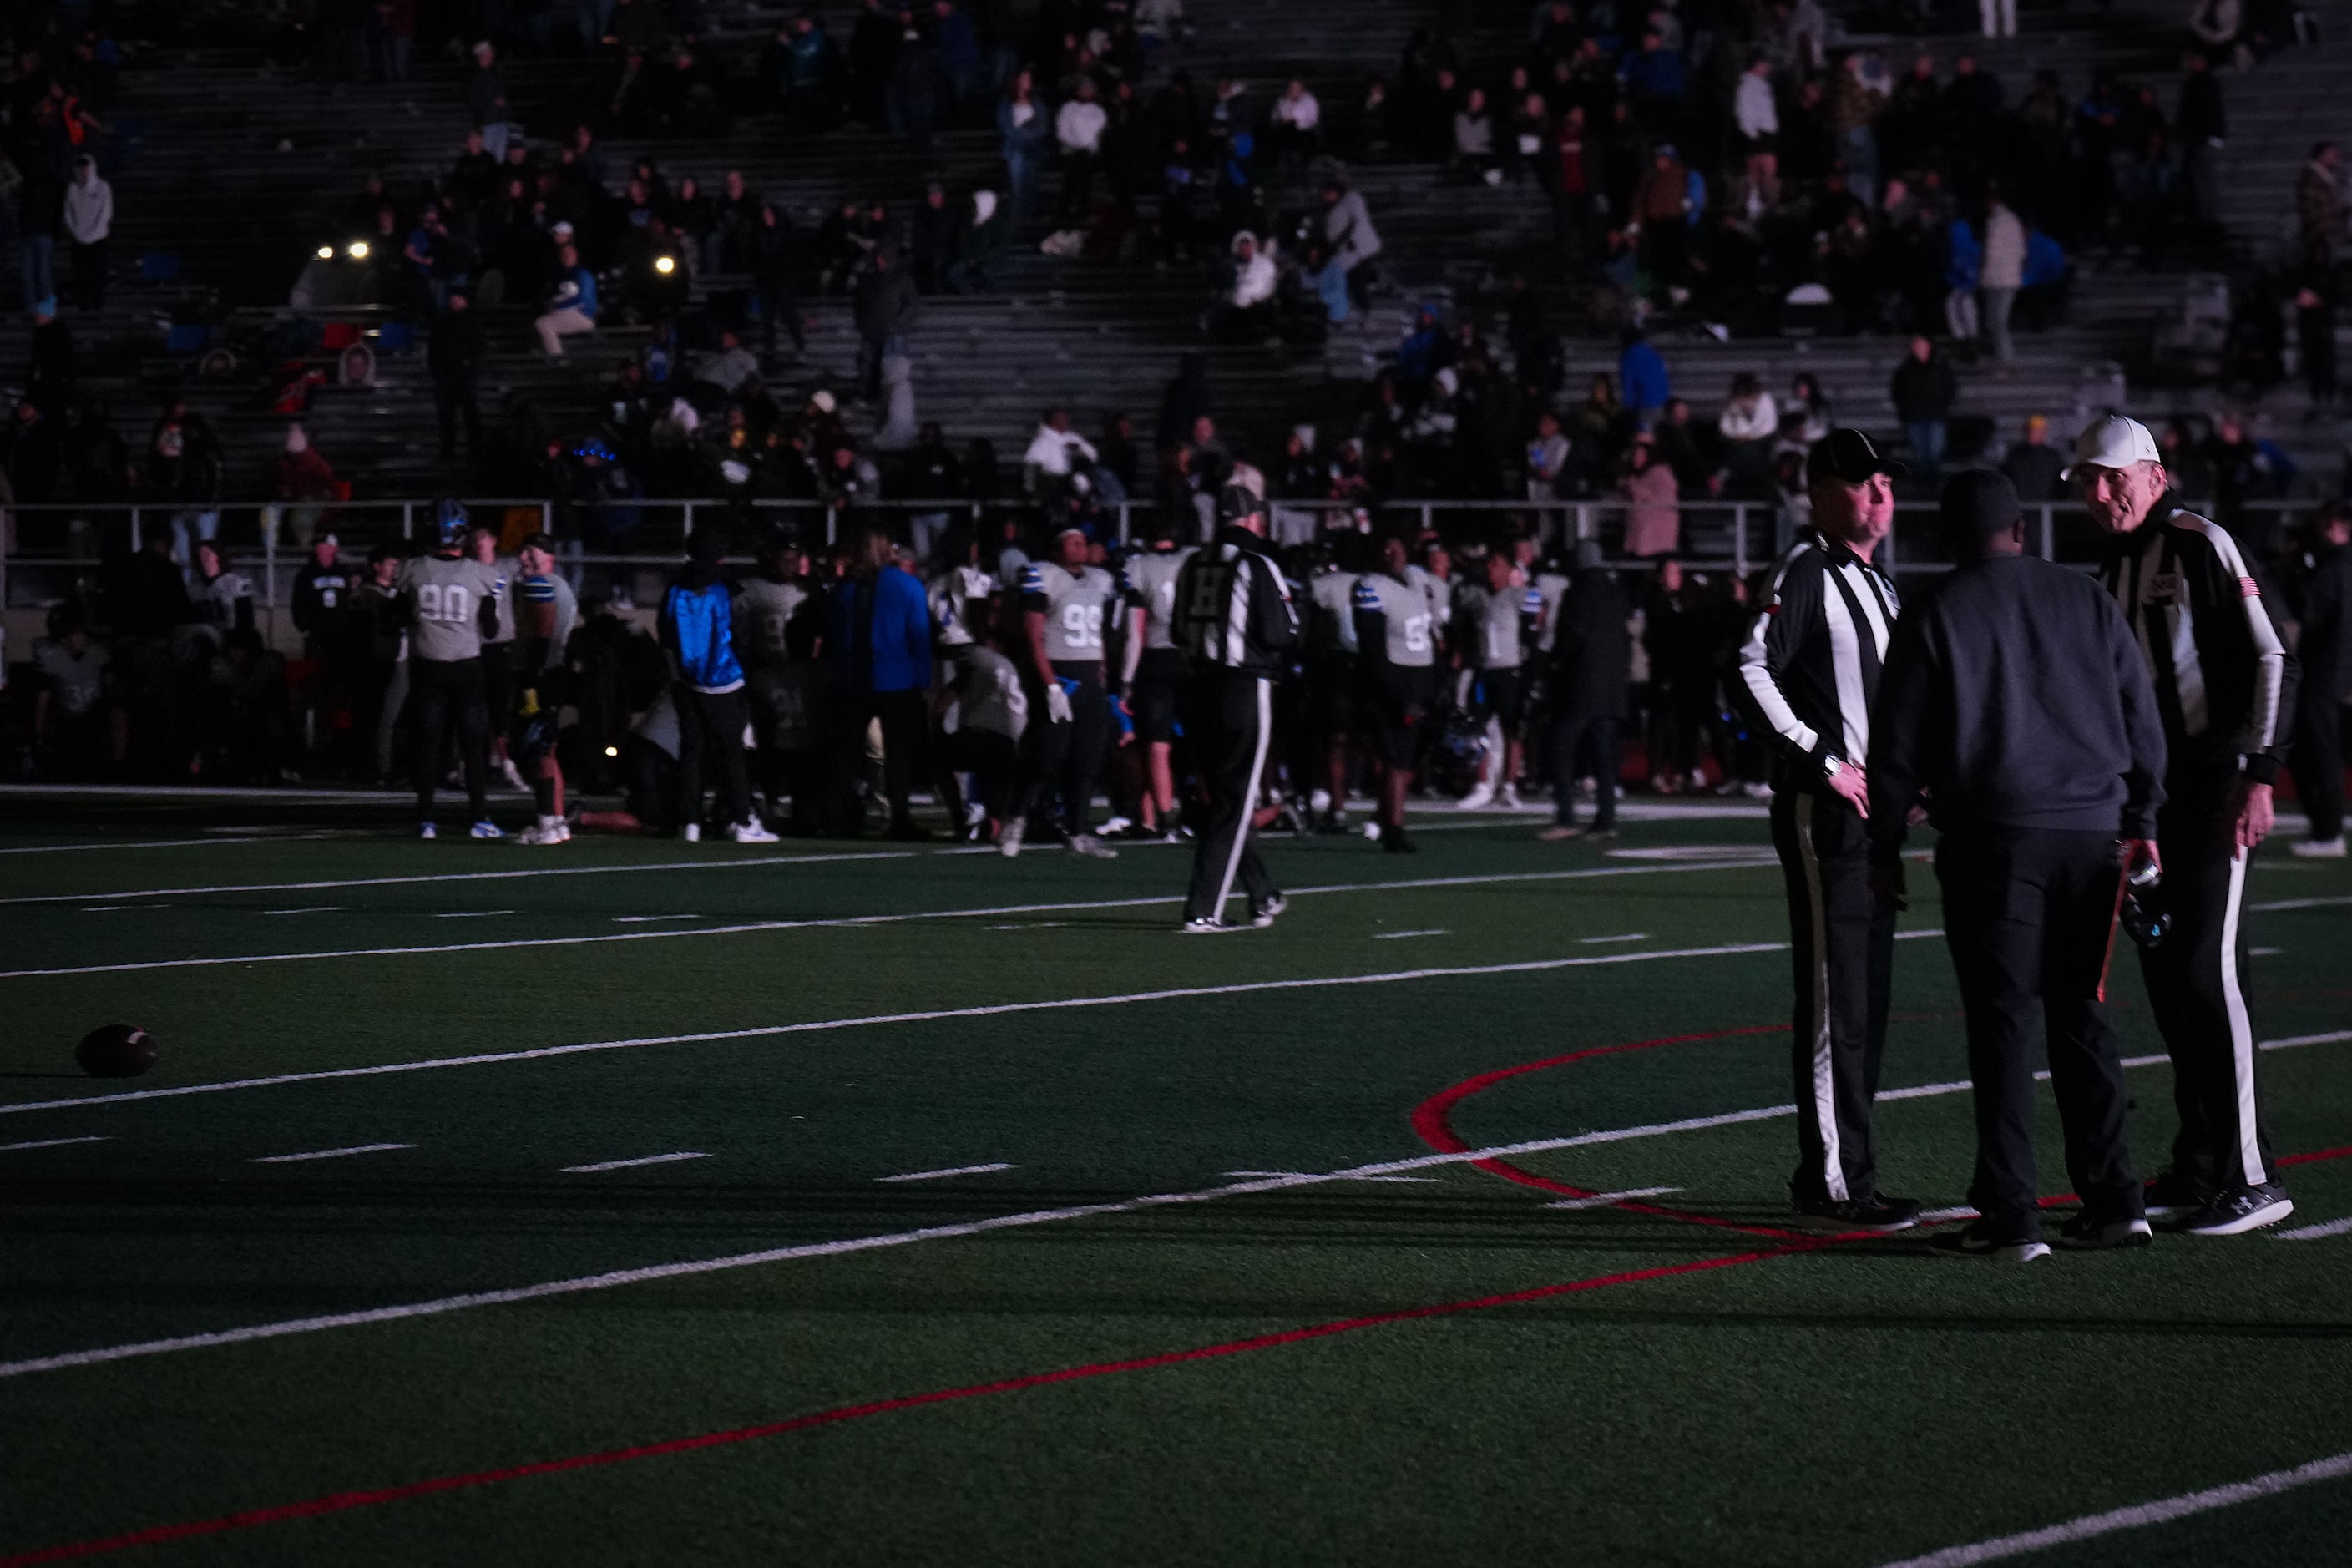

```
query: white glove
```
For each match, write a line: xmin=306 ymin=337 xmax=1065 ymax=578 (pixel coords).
xmin=1045 ymin=684 xmax=1074 ymax=724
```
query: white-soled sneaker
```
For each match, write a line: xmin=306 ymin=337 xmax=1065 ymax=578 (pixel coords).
xmin=1929 ymin=1221 xmax=2051 ymax=1262
xmin=469 ymin=820 xmax=503 ymax=841
xmin=680 ymin=822 xmax=701 ymax=843
xmin=731 ymin=818 xmax=780 ymax=844
xmin=997 ymin=819 xmax=1025 ymax=858
xmin=417 ymin=821 xmax=438 ymax=841
xmin=1067 ymin=832 xmax=1117 ymax=859
xmin=2177 ymin=1183 xmax=2294 ymax=1236
xmin=1456 ymin=782 xmax=1495 ymax=810
xmin=517 ymin=820 xmax=569 ymax=847
xmin=2289 ymin=837 xmax=2345 ymax=858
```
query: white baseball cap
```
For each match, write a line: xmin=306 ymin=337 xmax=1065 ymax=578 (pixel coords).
xmin=2063 ymin=414 xmax=2161 ymax=479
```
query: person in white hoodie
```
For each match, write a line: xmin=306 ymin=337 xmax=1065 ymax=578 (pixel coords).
xmin=1979 ymin=192 xmax=2027 ymax=363
xmin=63 ymin=155 xmax=112 ymax=312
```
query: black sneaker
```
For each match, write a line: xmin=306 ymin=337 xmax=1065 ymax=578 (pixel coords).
xmin=1380 ymin=825 xmax=1418 ymax=854
xmin=1794 ymin=1194 xmax=1924 ymax=1233
xmin=1179 ymin=916 xmax=1229 ymax=936
xmin=2057 ymin=1210 xmax=2154 ymax=1249
xmin=2177 ymin=1182 xmax=2294 ymax=1237
xmin=1249 ymin=893 xmax=1288 ymax=928
xmin=1929 ymin=1220 xmax=2051 ymax=1262
xmin=2142 ymin=1170 xmax=2215 ymax=1219
xmin=1316 ymin=811 xmax=1350 ymax=836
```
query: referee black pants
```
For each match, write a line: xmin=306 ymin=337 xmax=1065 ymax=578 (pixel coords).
xmin=1184 ymin=670 xmax=1278 ymax=923
xmin=2139 ymin=801 xmax=2279 ymax=1192
xmin=411 ymin=655 xmax=488 ymax=823
xmin=1936 ymin=827 xmax=2141 ymax=1232
xmin=1770 ymin=787 xmax=1893 ymax=1204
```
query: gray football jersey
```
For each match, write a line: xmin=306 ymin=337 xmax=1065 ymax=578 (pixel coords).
xmin=399 ymin=555 xmax=502 ymax=664
xmin=1120 ymin=547 xmax=1196 ymax=650
xmin=1021 ymin=560 xmax=1118 ymax=663
xmin=1459 ymin=583 xmax=1530 ymax=670
xmin=735 ymin=578 xmax=810 ymax=669
xmin=1531 ymin=569 xmax=1571 ymax=652
xmin=1412 ymin=564 xmax=1452 ymax=630
xmin=1308 ymin=569 xmax=1359 ymax=655
xmin=1352 ymin=572 xmax=1436 ymax=666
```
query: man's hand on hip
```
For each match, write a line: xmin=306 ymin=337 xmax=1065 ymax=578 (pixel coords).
xmin=1826 ymin=761 xmax=1869 ymax=817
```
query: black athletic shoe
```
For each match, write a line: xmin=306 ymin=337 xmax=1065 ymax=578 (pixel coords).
xmin=1250 ymin=893 xmax=1288 ymax=928
xmin=1179 ymin=916 xmax=1229 ymax=935
xmin=2177 ymin=1182 xmax=2294 ymax=1237
xmin=1316 ymin=811 xmax=1351 ymax=835
xmin=2142 ymin=1170 xmax=2215 ymax=1219
xmin=1793 ymin=1194 xmax=1924 ymax=1233
xmin=1929 ymin=1220 xmax=2051 ymax=1262
xmin=1381 ymin=825 xmax=1418 ymax=854
xmin=2057 ymin=1210 xmax=2155 ymax=1249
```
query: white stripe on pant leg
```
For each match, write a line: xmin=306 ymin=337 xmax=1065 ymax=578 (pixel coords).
xmin=1212 ymin=678 xmax=1272 ymax=917
xmin=1793 ymin=792 xmax=1847 ymax=1202
xmin=2219 ymin=847 xmax=2267 ymax=1186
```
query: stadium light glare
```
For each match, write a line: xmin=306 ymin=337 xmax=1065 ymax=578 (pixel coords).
xmin=347 ymin=240 xmax=370 ymax=260
xmin=654 ymin=255 xmax=676 ymax=275
xmin=604 ymin=746 xmax=620 ymax=757
xmin=316 ymin=245 xmax=335 ymax=260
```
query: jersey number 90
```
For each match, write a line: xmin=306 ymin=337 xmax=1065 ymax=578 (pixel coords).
xmin=416 ymin=584 xmax=472 ymax=625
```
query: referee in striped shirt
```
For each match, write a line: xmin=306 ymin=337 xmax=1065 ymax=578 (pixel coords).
xmin=2075 ymin=416 xmax=2299 ymax=1235
xmin=1171 ymin=465 xmax=1299 ymax=933
xmin=1735 ymin=429 xmax=1920 ymax=1232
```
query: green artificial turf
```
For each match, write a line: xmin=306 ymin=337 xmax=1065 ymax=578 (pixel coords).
xmin=1 ymin=796 xmax=2346 ymax=1566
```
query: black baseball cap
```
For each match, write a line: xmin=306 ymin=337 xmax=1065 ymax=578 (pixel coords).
xmin=1805 ymin=428 xmax=1906 ymax=486
xmin=1939 ymin=468 xmax=2021 ymax=544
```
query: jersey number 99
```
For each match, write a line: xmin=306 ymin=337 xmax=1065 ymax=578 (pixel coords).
xmin=1061 ymin=602 xmax=1103 ymax=649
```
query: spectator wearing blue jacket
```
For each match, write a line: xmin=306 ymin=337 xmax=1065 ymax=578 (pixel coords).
xmin=535 ymin=243 xmax=599 ymax=357
xmin=1619 ymin=326 xmax=1671 ymax=428
xmin=661 ymin=526 xmax=773 ymax=842
xmin=827 ymin=521 xmax=935 ymax=837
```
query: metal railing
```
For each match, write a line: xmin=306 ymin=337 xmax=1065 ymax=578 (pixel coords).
xmin=0 ymin=493 xmax=2327 ymax=615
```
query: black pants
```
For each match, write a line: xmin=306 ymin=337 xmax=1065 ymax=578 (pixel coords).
xmin=435 ymin=377 xmax=482 ymax=457
xmin=831 ymin=686 xmax=927 ymax=831
xmin=1937 ymin=827 xmax=2141 ymax=1232
xmin=675 ymin=684 xmax=752 ymax=831
xmin=2289 ymin=693 xmax=2344 ymax=842
xmin=1183 ymin=670 xmax=1279 ymax=923
xmin=2138 ymin=801 xmax=2279 ymax=1191
xmin=1021 ymin=661 xmax=1108 ymax=836
xmin=411 ymin=656 xmax=488 ymax=822
xmin=70 ymin=236 xmax=105 ymax=310
xmin=953 ymin=728 xmax=1019 ymax=822
xmin=1770 ymin=787 xmax=1894 ymax=1204
xmin=1547 ymin=713 xmax=1619 ymax=829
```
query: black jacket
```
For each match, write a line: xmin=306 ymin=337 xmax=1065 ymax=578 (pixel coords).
xmin=2098 ymin=497 xmax=2297 ymax=801
xmin=1889 ymin=352 xmax=1956 ymax=424
xmin=1866 ymin=553 xmax=2167 ymax=863
xmin=427 ymin=308 xmax=484 ymax=385
xmin=1550 ymin=566 xmax=1631 ymax=720
xmin=1171 ymin=524 xmax=1297 ymax=677
xmin=2296 ymin=540 xmax=2350 ymax=707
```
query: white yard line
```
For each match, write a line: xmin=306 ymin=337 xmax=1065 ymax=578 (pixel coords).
xmin=876 ymin=1162 xmax=1017 ymax=1183
xmin=1224 ymin=1170 xmax=1441 ymax=1183
xmin=3 ymin=1023 xmax=2340 ymax=1383
xmin=2273 ymin=1216 xmax=2352 ymax=1242
xmin=1874 ymin=1451 xmax=2352 ymax=1568
xmin=1371 ymin=929 xmax=1449 ymax=939
xmin=434 ymin=910 xmax=515 ymax=919
xmin=1545 ymin=1186 xmax=1683 ymax=1211
xmin=249 ymin=1142 xmax=415 ymax=1164
xmin=0 ymin=859 xmax=1773 ymax=981
xmin=613 ymin=914 xmax=700 ymax=923
xmin=1580 ymin=933 xmax=1651 ymax=944
xmin=0 ymin=849 xmax=921 ymax=908
xmin=0 ymin=836 xmax=307 ymax=856
xmin=2249 ymin=894 xmax=2352 ymax=913
xmin=260 ymin=907 xmax=342 ymax=917
xmin=0 ymin=939 xmax=1796 ymax=1118
xmin=563 ymin=1152 xmax=708 ymax=1174
xmin=1 ymin=1135 xmax=107 ymax=1152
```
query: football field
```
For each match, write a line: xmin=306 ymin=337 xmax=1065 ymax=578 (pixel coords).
xmin=3 ymin=793 xmax=2349 ymax=1566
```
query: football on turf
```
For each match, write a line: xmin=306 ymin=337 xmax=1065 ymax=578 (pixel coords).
xmin=76 ymin=1024 xmax=158 ymax=1079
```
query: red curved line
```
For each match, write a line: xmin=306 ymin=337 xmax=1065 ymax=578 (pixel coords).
xmin=1411 ymin=1022 xmax=1813 ymax=1237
